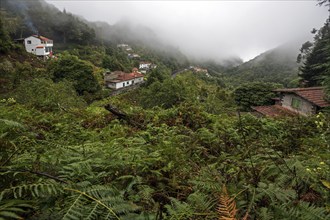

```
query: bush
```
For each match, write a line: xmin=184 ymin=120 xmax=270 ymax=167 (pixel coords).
xmin=48 ymin=53 xmax=101 ymax=95
xmin=15 ymin=78 xmax=86 ymax=111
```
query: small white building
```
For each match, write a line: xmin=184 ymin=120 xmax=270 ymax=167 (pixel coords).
xmin=139 ymin=62 xmax=157 ymax=73
xmin=105 ymin=71 xmax=144 ymax=90
xmin=128 ymin=53 xmax=141 ymax=59
xmin=139 ymin=62 xmax=152 ymax=69
xmin=24 ymin=35 xmax=53 ymax=57
xmin=117 ymin=44 xmax=129 ymax=48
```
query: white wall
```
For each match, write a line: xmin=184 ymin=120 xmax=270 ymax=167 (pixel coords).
xmin=106 ymin=77 xmax=144 ymax=89
xmin=24 ymin=36 xmax=41 ymax=54
xmin=281 ymin=93 xmax=316 ymax=115
xmin=24 ymin=36 xmax=53 ymax=56
xmin=139 ymin=63 xmax=151 ymax=69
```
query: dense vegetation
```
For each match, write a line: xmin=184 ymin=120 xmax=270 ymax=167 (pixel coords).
xmin=297 ymin=18 xmax=330 ymax=88
xmin=1 ymin=0 xmax=330 ymax=219
xmin=224 ymin=44 xmax=300 ymax=87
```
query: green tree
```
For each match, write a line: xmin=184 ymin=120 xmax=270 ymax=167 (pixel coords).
xmin=144 ymin=65 xmax=171 ymax=87
xmin=298 ymin=20 xmax=330 ymax=86
xmin=48 ymin=53 xmax=100 ymax=95
xmin=234 ymin=82 xmax=281 ymax=111
xmin=102 ymin=55 xmax=126 ymax=71
xmin=0 ymin=19 xmax=14 ymax=53
xmin=140 ymin=78 xmax=187 ymax=108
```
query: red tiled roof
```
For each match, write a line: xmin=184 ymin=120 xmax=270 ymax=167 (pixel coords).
xmin=274 ymin=87 xmax=330 ymax=107
xmin=32 ymin=35 xmax=52 ymax=41
xmin=36 ymin=45 xmax=44 ymax=48
xmin=252 ymin=105 xmax=297 ymax=117
xmin=107 ymin=72 xmax=144 ymax=83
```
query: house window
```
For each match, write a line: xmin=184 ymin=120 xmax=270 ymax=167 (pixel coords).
xmin=27 ymin=40 xmax=31 ymax=44
xmin=122 ymin=83 xmax=125 ymax=87
xmin=45 ymin=47 xmax=52 ymax=52
xmin=291 ymin=98 xmax=301 ymax=109
xmin=127 ymin=82 xmax=129 ymax=85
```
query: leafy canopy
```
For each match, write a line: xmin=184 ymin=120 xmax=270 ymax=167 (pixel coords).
xmin=48 ymin=53 xmax=101 ymax=95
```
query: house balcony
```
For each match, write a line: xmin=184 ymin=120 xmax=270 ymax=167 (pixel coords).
xmin=40 ymin=40 xmax=53 ymax=47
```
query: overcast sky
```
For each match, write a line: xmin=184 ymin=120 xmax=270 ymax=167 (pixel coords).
xmin=46 ymin=0 xmax=329 ymax=61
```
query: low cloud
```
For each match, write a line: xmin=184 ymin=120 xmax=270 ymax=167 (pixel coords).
xmin=47 ymin=0 xmax=329 ymax=61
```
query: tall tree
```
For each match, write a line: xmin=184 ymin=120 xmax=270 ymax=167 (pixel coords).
xmin=297 ymin=1 xmax=330 ymax=87
xmin=0 ymin=19 xmax=14 ymax=53
xmin=297 ymin=20 xmax=330 ymax=86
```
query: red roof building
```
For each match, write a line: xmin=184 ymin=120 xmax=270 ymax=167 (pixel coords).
xmin=24 ymin=35 xmax=53 ymax=57
xmin=253 ymin=87 xmax=330 ymax=117
xmin=32 ymin=35 xmax=52 ymax=42
xmin=274 ymin=87 xmax=330 ymax=108
xmin=104 ymin=71 xmax=144 ymax=90
xmin=252 ymin=105 xmax=297 ymax=117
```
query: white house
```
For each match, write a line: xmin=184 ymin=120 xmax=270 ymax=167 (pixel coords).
xmin=139 ymin=62 xmax=157 ymax=73
xmin=24 ymin=35 xmax=53 ymax=57
xmin=117 ymin=44 xmax=129 ymax=48
xmin=105 ymin=70 xmax=144 ymax=90
xmin=128 ymin=54 xmax=141 ymax=59
xmin=139 ymin=62 xmax=152 ymax=69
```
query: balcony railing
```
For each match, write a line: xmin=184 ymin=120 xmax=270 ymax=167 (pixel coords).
xmin=41 ymin=40 xmax=53 ymax=44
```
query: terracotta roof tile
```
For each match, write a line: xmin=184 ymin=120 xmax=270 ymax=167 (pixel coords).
xmin=252 ymin=105 xmax=297 ymax=117
xmin=274 ymin=87 xmax=330 ymax=108
xmin=33 ymin=35 xmax=52 ymax=41
xmin=106 ymin=71 xmax=144 ymax=83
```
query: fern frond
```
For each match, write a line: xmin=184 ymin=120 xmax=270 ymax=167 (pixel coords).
xmin=297 ymin=201 xmax=330 ymax=220
xmin=62 ymin=194 xmax=86 ymax=220
xmin=64 ymin=187 xmax=121 ymax=220
xmin=0 ymin=119 xmax=25 ymax=130
xmin=257 ymin=207 xmax=273 ymax=220
xmin=255 ymin=182 xmax=296 ymax=204
xmin=85 ymin=203 xmax=99 ymax=220
xmin=0 ymin=200 xmax=33 ymax=220
xmin=0 ymin=182 xmax=62 ymax=200
xmin=164 ymin=198 xmax=194 ymax=220
xmin=217 ymin=185 xmax=238 ymax=220
xmin=187 ymin=191 xmax=216 ymax=213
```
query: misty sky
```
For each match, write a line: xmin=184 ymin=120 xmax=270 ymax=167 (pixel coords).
xmin=46 ymin=0 xmax=329 ymax=61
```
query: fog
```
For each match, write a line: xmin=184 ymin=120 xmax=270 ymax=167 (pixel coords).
xmin=46 ymin=0 xmax=329 ymax=62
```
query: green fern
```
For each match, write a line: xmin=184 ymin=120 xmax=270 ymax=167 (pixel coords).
xmin=0 ymin=182 xmax=62 ymax=200
xmin=273 ymin=201 xmax=330 ymax=220
xmin=164 ymin=198 xmax=194 ymax=220
xmin=0 ymin=119 xmax=25 ymax=130
xmin=255 ymin=182 xmax=296 ymax=204
xmin=0 ymin=200 xmax=33 ymax=220
xmin=62 ymin=194 xmax=87 ymax=220
xmin=62 ymin=185 xmax=140 ymax=220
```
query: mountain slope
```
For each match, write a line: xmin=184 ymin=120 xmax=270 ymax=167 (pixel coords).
xmin=225 ymin=43 xmax=301 ymax=87
xmin=1 ymin=0 xmax=189 ymax=68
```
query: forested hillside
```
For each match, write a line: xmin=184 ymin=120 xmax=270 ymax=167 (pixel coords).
xmin=224 ymin=43 xmax=300 ymax=87
xmin=0 ymin=0 xmax=189 ymax=70
xmin=0 ymin=0 xmax=330 ymax=219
